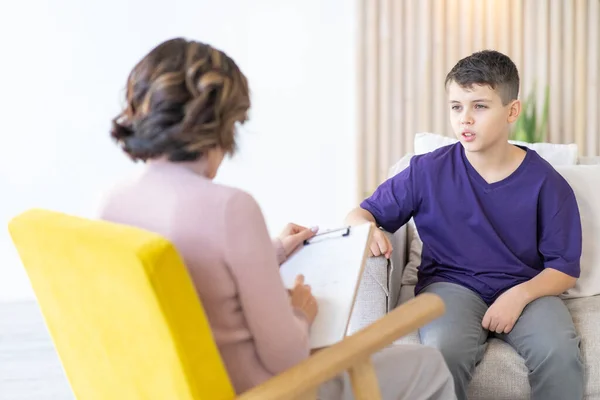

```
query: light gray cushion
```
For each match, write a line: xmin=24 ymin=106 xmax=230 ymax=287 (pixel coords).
xmin=394 ymin=285 xmax=600 ymax=399
xmin=347 ymin=255 xmax=389 ymax=335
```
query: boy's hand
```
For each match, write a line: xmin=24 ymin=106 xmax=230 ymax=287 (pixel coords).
xmin=482 ymin=286 xmax=528 ymax=334
xmin=369 ymin=229 xmax=393 ymax=259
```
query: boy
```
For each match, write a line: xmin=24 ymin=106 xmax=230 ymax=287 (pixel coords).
xmin=345 ymin=50 xmax=584 ymax=400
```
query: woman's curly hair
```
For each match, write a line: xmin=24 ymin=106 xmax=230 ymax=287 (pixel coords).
xmin=110 ymin=38 xmax=250 ymax=162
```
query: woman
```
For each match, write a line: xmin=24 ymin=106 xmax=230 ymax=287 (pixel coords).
xmin=100 ymin=37 xmax=455 ymax=400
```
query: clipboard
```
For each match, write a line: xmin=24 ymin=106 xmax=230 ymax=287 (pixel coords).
xmin=280 ymin=222 xmax=374 ymax=349
xmin=303 ymin=226 xmax=351 ymax=245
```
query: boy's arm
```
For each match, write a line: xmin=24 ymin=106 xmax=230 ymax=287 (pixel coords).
xmin=344 ymin=207 xmax=376 ymax=227
xmin=483 ymin=258 xmax=577 ymax=334
xmin=483 ymin=188 xmax=581 ymax=334
xmin=346 ymin=160 xmax=419 ymax=233
xmin=345 ymin=207 xmax=392 ymax=258
xmin=514 ymin=188 xmax=581 ymax=302
xmin=344 ymin=161 xmax=418 ymax=258
xmin=513 ymin=268 xmax=576 ymax=304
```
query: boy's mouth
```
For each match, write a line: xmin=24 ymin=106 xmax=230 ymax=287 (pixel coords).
xmin=462 ymin=131 xmax=476 ymax=141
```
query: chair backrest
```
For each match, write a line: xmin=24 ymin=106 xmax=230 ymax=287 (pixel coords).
xmin=8 ymin=209 xmax=235 ymax=400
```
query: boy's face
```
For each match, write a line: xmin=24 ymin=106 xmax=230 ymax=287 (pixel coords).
xmin=447 ymin=82 xmax=520 ymax=154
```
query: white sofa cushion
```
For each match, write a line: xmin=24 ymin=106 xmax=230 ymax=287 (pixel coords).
xmin=387 ymin=153 xmax=413 ymax=182
xmin=414 ymin=132 xmax=579 ymax=166
xmin=578 ymin=156 xmax=600 ymax=165
xmin=556 ymin=165 xmax=600 ymax=298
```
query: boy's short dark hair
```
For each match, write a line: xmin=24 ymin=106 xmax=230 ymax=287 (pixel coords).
xmin=445 ymin=50 xmax=520 ymax=105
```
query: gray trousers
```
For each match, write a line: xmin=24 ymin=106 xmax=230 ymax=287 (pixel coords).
xmin=318 ymin=344 xmax=457 ymax=400
xmin=419 ymin=282 xmax=584 ymax=400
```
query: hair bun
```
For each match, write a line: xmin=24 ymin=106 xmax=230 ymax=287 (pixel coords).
xmin=110 ymin=121 xmax=135 ymax=141
xmin=110 ymin=38 xmax=250 ymax=162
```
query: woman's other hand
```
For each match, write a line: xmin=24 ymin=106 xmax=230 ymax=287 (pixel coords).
xmin=289 ymin=274 xmax=318 ymax=324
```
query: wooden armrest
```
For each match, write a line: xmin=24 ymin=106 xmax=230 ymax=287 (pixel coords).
xmin=236 ymin=293 xmax=444 ymax=400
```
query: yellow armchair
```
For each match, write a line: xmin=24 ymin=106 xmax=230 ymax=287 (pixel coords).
xmin=9 ymin=209 xmax=444 ymax=400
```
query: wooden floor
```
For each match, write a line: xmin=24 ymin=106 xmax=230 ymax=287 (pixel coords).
xmin=0 ymin=300 xmax=73 ymax=400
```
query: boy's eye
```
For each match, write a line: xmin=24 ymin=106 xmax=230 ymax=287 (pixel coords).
xmin=474 ymin=104 xmax=487 ymax=109
xmin=451 ymin=105 xmax=461 ymax=111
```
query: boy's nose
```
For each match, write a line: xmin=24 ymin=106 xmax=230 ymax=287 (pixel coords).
xmin=461 ymin=113 xmax=474 ymax=125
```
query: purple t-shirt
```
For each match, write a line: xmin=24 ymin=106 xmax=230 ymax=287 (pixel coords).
xmin=360 ymin=143 xmax=582 ymax=304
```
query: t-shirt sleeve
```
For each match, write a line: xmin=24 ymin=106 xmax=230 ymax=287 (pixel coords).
xmin=538 ymin=185 xmax=582 ymax=278
xmin=223 ymin=191 xmax=310 ymax=374
xmin=359 ymin=158 xmax=418 ymax=233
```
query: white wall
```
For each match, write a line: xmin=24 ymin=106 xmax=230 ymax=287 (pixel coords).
xmin=0 ymin=1 xmax=357 ymax=300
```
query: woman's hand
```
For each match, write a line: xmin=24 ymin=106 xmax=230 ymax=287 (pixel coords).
xmin=278 ymin=223 xmax=318 ymax=258
xmin=289 ymin=274 xmax=318 ymax=324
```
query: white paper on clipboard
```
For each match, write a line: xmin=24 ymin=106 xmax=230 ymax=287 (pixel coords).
xmin=280 ymin=223 xmax=374 ymax=349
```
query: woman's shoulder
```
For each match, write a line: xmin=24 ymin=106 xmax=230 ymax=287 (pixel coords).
xmin=178 ymin=179 xmax=264 ymax=225
xmin=213 ymin=185 xmax=262 ymax=216
xmin=189 ymin=179 xmax=255 ymax=206
xmin=144 ymin=164 xmax=255 ymax=209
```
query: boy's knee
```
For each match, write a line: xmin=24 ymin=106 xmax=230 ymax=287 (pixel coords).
xmin=528 ymin=335 xmax=583 ymax=374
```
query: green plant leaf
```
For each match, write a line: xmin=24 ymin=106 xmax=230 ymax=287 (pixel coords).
xmin=510 ymin=82 xmax=549 ymax=143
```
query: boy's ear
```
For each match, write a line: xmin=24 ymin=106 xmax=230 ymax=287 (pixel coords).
xmin=507 ymin=99 xmax=521 ymax=123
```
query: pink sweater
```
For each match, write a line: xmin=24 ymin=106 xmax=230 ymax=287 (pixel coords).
xmin=99 ymin=160 xmax=311 ymax=393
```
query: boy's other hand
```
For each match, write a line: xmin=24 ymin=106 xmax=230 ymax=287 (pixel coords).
xmin=369 ymin=229 xmax=393 ymax=259
xmin=482 ymin=286 xmax=528 ymax=334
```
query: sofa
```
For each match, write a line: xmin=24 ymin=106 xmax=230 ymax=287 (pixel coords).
xmin=348 ymin=133 xmax=600 ymax=399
